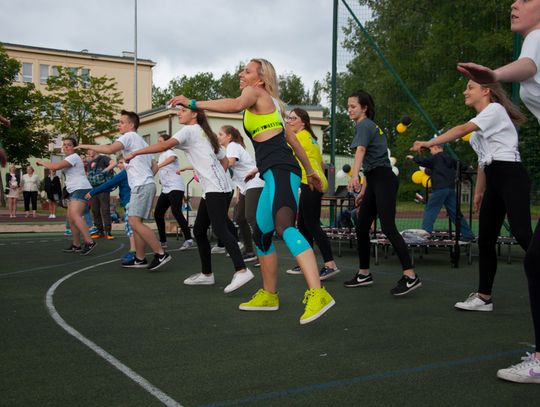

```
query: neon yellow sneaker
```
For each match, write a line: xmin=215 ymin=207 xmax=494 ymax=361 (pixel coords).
xmin=300 ymin=287 xmax=335 ymax=325
xmin=239 ymin=288 xmax=279 ymax=311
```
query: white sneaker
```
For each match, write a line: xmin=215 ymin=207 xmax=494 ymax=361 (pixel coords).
xmin=454 ymin=292 xmax=493 ymax=311
xmin=51 ymin=214 xmax=56 ymax=219
xmin=179 ymin=239 xmax=195 ymax=251
xmin=48 ymin=214 xmax=53 ymax=219
xmin=211 ymin=245 xmax=226 ymax=254
xmin=224 ymin=268 xmax=255 ymax=293
xmin=497 ymin=353 xmax=540 ymax=383
xmin=183 ymin=272 xmax=215 ymax=286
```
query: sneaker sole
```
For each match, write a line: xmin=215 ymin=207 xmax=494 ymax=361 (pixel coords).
xmin=344 ymin=280 xmax=373 ymax=288
xmin=497 ymin=370 xmax=540 ymax=384
xmin=286 ymin=270 xmax=303 ymax=275
xmin=243 ymin=256 xmax=258 ymax=262
xmin=299 ymin=299 xmax=336 ymax=325
xmin=238 ymin=305 xmax=279 ymax=311
xmin=392 ymin=281 xmax=422 ymax=296
xmin=454 ymin=304 xmax=493 ymax=312
xmin=122 ymin=263 xmax=148 ymax=268
xmin=320 ymin=270 xmax=341 ymax=281
xmin=148 ymin=255 xmax=172 ymax=271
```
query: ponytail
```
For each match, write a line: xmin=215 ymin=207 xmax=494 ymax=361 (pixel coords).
xmin=194 ymin=108 xmax=220 ymax=154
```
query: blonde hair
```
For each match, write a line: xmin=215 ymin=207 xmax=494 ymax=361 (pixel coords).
xmin=482 ymin=83 xmax=527 ymax=126
xmin=251 ymin=58 xmax=286 ymax=117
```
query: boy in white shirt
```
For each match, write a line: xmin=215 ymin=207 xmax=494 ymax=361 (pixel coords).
xmin=78 ymin=110 xmax=171 ymax=271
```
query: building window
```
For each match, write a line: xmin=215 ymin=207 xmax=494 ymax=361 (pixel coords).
xmin=158 ymin=130 xmax=167 ymax=136
xmin=40 ymin=64 xmax=49 ymax=84
xmin=51 ymin=66 xmax=60 ymax=77
xmin=142 ymin=134 xmax=150 ymax=145
xmin=12 ymin=70 xmax=20 ymax=82
xmin=22 ymin=63 xmax=33 ymax=83
xmin=80 ymin=68 xmax=90 ymax=87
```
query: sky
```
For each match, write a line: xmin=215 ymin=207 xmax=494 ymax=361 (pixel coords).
xmin=0 ymin=0 xmax=338 ymax=96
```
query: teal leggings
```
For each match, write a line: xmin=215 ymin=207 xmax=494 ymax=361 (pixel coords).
xmin=253 ymin=167 xmax=311 ymax=257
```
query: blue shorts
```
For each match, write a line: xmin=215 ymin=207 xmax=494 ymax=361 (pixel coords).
xmin=68 ymin=189 xmax=91 ymax=202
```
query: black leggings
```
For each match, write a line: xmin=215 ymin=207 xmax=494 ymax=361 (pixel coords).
xmin=193 ymin=192 xmax=245 ymax=274
xmin=356 ymin=167 xmax=412 ymax=271
xmin=216 ymin=191 xmax=238 ymax=247
xmin=23 ymin=191 xmax=37 ymax=211
xmin=478 ymin=162 xmax=532 ymax=294
xmin=477 ymin=162 xmax=536 ymax=351
xmin=154 ymin=190 xmax=192 ymax=243
xmin=298 ymin=184 xmax=334 ymax=263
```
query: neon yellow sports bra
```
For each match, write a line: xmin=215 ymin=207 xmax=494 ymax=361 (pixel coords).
xmin=243 ymin=108 xmax=283 ymax=138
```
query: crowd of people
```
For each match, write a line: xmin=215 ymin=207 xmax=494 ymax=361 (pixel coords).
xmin=0 ymin=0 xmax=538 ymax=383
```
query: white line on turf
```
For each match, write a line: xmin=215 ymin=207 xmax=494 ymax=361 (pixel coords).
xmin=45 ymin=259 xmax=182 ymax=407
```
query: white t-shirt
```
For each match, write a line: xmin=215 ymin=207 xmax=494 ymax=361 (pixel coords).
xmin=172 ymin=124 xmax=231 ymax=197
xmin=63 ymin=153 xmax=92 ymax=193
xmin=226 ymin=141 xmax=265 ymax=194
xmin=116 ymin=131 xmax=155 ymax=189
xmin=519 ymin=29 xmax=540 ymax=123
xmin=469 ymin=103 xmax=521 ymax=168
xmin=158 ymin=150 xmax=185 ymax=193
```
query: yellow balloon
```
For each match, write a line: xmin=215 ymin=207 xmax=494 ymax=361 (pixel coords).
xmin=421 ymin=175 xmax=432 ymax=188
xmin=396 ymin=123 xmax=407 ymax=133
xmin=411 ymin=170 xmax=424 ymax=184
xmin=462 ymin=133 xmax=471 ymax=142
xmin=360 ymin=176 xmax=364 ymax=185
xmin=347 ymin=170 xmax=353 ymax=177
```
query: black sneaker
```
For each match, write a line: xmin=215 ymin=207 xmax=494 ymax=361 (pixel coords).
xmin=122 ymin=257 xmax=148 ymax=268
xmin=80 ymin=241 xmax=97 ymax=255
xmin=390 ymin=274 xmax=422 ymax=296
xmin=147 ymin=252 xmax=171 ymax=271
xmin=344 ymin=272 xmax=373 ymax=287
xmin=320 ymin=266 xmax=341 ymax=281
xmin=63 ymin=244 xmax=82 ymax=253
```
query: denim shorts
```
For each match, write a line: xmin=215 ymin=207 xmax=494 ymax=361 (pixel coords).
xmin=68 ymin=188 xmax=91 ymax=202
xmin=129 ymin=183 xmax=156 ymax=219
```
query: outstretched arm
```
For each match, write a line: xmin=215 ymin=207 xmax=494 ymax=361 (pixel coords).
xmin=36 ymin=159 xmax=71 ymax=171
xmin=77 ymin=141 xmax=123 ymax=155
xmin=168 ymin=86 xmax=259 ymax=113
xmin=411 ymin=122 xmax=478 ymax=152
xmin=457 ymin=58 xmax=537 ymax=84
xmin=124 ymin=138 xmax=178 ymax=162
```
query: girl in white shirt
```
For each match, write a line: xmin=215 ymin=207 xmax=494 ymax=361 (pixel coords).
xmin=218 ymin=125 xmax=265 ymax=262
xmin=413 ymin=82 xmax=531 ymax=307
xmin=37 ymin=138 xmax=96 ymax=255
xmin=154 ymin=133 xmax=193 ymax=250
xmin=125 ymin=107 xmax=254 ymax=294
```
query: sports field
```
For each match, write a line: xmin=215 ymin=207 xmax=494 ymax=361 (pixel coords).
xmin=1 ymin=232 xmax=539 ymax=406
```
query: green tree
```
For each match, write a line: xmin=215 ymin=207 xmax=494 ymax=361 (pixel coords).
xmin=0 ymin=45 xmax=51 ymax=165
xmin=280 ymin=72 xmax=308 ymax=105
xmin=42 ymin=66 xmax=123 ymax=145
xmin=152 ymin=72 xmax=219 ymax=108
